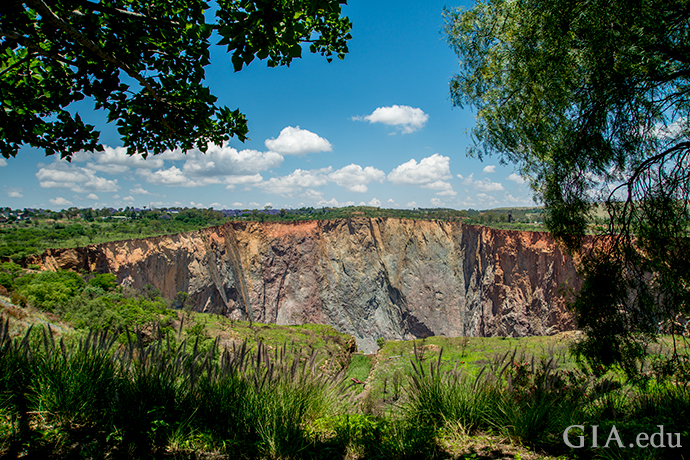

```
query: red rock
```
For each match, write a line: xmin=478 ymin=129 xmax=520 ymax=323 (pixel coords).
xmin=32 ymin=218 xmax=581 ymax=352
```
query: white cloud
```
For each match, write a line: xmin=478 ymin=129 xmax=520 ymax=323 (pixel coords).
xmin=328 ymin=164 xmax=385 ymax=192
xmin=86 ymin=193 xmax=99 ymax=200
xmin=423 ymin=180 xmax=457 ymax=196
xmin=507 ymin=173 xmax=526 ymax=184
xmin=7 ymin=191 xmax=22 ymax=198
xmin=136 ymin=142 xmax=280 ymax=188
xmin=317 ymin=198 xmax=355 ymax=207
xmin=36 ymin=162 xmax=119 ymax=193
xmin=74 ymin=143 xmax=284 ymax=191
xmin=260 ymin=168 xmax=331 ymax=195
xmin=368 ymin=198 xmax=382 ymax=207
xmin=460 ymin=173 xmax=505 ymax=192
xmin=504 ymin=193 xmax=532 ymax=204
xmin=224 ymin=174 xmax=264 ymax=190
xmin=141 ymin=166 xmax=201 ymax=187
xmin=474 ymin=180 xmax=504 ymax=192
xmin=182 ymin=144 xmax=283 ymax=177
xmin=72 ymin=145 xmax=166 ymax=172
xmin=483 ymin=165 xmax=496 ymax=174
xmin=50 ymin=197 xmax=72 ymax=207
xmin=355 ymin=105 xmax=429 ymax=133
xmin=388 ymin=154 xmax=455 ymax=195
xmin=476 ymin=193 xmax=500 ymax=206
xmin=388 ymin=154 xmax=452 ymax=185
xmin=303 ymin=188 xmax=325 ymax=201
xmin=0 ymin=159 xmax=6 ymax=167
xmin=264 ymin=126 xmax=332 ymax=155
xmin=430 ymin=198 xmax=443 ymax=206
xmin=407 ymin=201 xmax=417 ymax=208
xmin=123 ymin=196 xmax=135 ymax=203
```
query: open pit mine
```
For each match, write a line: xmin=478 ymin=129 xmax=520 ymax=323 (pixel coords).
xmin=31 ymin=218 xmax=580 ymax=352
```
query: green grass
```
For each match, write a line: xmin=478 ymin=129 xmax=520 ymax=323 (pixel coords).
xmin=2 ymin=299 xmax=689 ymax=459
xmin=362 ymin=333 xmax=577 ymax=414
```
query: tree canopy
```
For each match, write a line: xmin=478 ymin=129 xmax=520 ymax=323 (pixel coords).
xmin=445 ymin=0 xmax=690 ymax=375
xmin=0 ymin=0 xmax=352 ymax=160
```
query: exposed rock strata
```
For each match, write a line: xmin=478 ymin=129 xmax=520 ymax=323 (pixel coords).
xmin=32 ymin=218 xmax=580 ymax=352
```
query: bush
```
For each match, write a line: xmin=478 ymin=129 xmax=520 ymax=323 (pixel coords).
xmin=87 ymin=273 xmax=117 ymax=291
xmin=16 ymin=270 xmax=84 ymax=312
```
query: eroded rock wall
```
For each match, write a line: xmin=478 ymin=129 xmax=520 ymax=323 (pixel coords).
xmin=33 ymin=218 xmax=580 ymax=351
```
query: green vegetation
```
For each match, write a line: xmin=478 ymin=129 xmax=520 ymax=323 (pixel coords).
xmin=1 ymin=261 xmax=688 ymax=459
xmin=1 ymin=206 xmax=687 ymax=458
xmin=0 ymin=207 xmax=230 ymax=264
xmin=445 ymin=0 xmax=690 ymax=378
xmin=1 ymin=313 xmax=689 ymax=459
xmin=0 ymin=205 xmax=549 ymax=265
xmin=2 ymin=1 xmax=351 ymax=159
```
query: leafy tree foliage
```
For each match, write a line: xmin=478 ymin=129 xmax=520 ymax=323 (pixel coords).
xmin=1 ymin=0 xmax=351 ymax=159
xmin=445 ymin=0 xmax=690 ymax=374
xmin=15 ymin=270 xmax=85 ymax=312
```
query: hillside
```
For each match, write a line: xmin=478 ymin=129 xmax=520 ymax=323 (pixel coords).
xmin=28 ymin=217 xmax=581 ymax=352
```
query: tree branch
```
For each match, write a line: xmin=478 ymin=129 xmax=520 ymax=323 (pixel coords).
xmin=25 ymin=0 xmax=178 ymax=134
xmin=0 ymin=29 xmax=77 ymax=67
xmin=610 ymin=140 xmax=690 ymax=239
xmin=68 ymin=0 xmax=180 ymax=26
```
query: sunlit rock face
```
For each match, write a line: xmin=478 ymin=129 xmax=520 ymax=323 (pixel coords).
xmin=33 ymin=218 xmax=580 ymax=352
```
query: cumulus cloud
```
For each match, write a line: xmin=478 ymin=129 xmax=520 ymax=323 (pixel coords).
xmin=224 ymin=174 xmax=263 ymax=190
xmin=474 ymin=180 xmax=504 ymax=192
xmin=141 ymin=166 xmax=202 ymax=187
xmin=430 ymin=198 xmax=443 ymax=206
xmin=483 ymin=165 xmax=496 ymax=174
xmin=0 ymin=159 xmax=6 ymax=167
xmin=50 ymin=197 xmax=72 ymax=206
xmin=388 ymin=154 xmax=451 ymax=185
xmin=130 ymin=186 xmax=152 ymax=196
xmin=476 ymin=193 xmax=500 ymax=206
xmin=7 ymin=191 xmax=22 ymax=198
xmin=504 ymin=193 xmax=532 ymax=204
xmin=303 ymin=188 xmax=325 ymax=201
xmin=260 ymin=168 xmax=331 ymax=195
xmin=317 ymin=198 xmax=355 ymax=207
xmin=407 ymin=201 xmax=417 ymax=208
xmin=368 ymin=198 xmax=382 ymax=207
xmin=507 ymin=173 xmax=527 ymax=184
xmin=388 ymin=154 xmax=455 ymax=195
xmin=134 ymin=143 xmax=281 ymax=188
xmin=424 ymin=180 xmax=457 ymax=196
xmin=36 ymin=162 xmax=119 ymax=193
xmin=459 ymin=173 xmax=505 ymax=192
xmin=328 ymin=164 xmax=385 ymax=192
xmin=182 ymin=144 xmax=283 ymax=177
xmin=264 ymin=126 xmax=332 ymax=155
xmin=355 ymin=105 xmax=429 ymax=134
xmin=86 ymin=193 xmax=99 ymax=200
xmin=72 ymin=146 xmax=166 ymax=173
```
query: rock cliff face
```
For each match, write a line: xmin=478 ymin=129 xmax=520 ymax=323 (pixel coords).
xmin=33 ymin=218 xmax=580 ymax=352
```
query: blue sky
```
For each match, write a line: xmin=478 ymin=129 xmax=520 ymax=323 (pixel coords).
xmin=0 ymin=0 xmax=534 ymax=211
